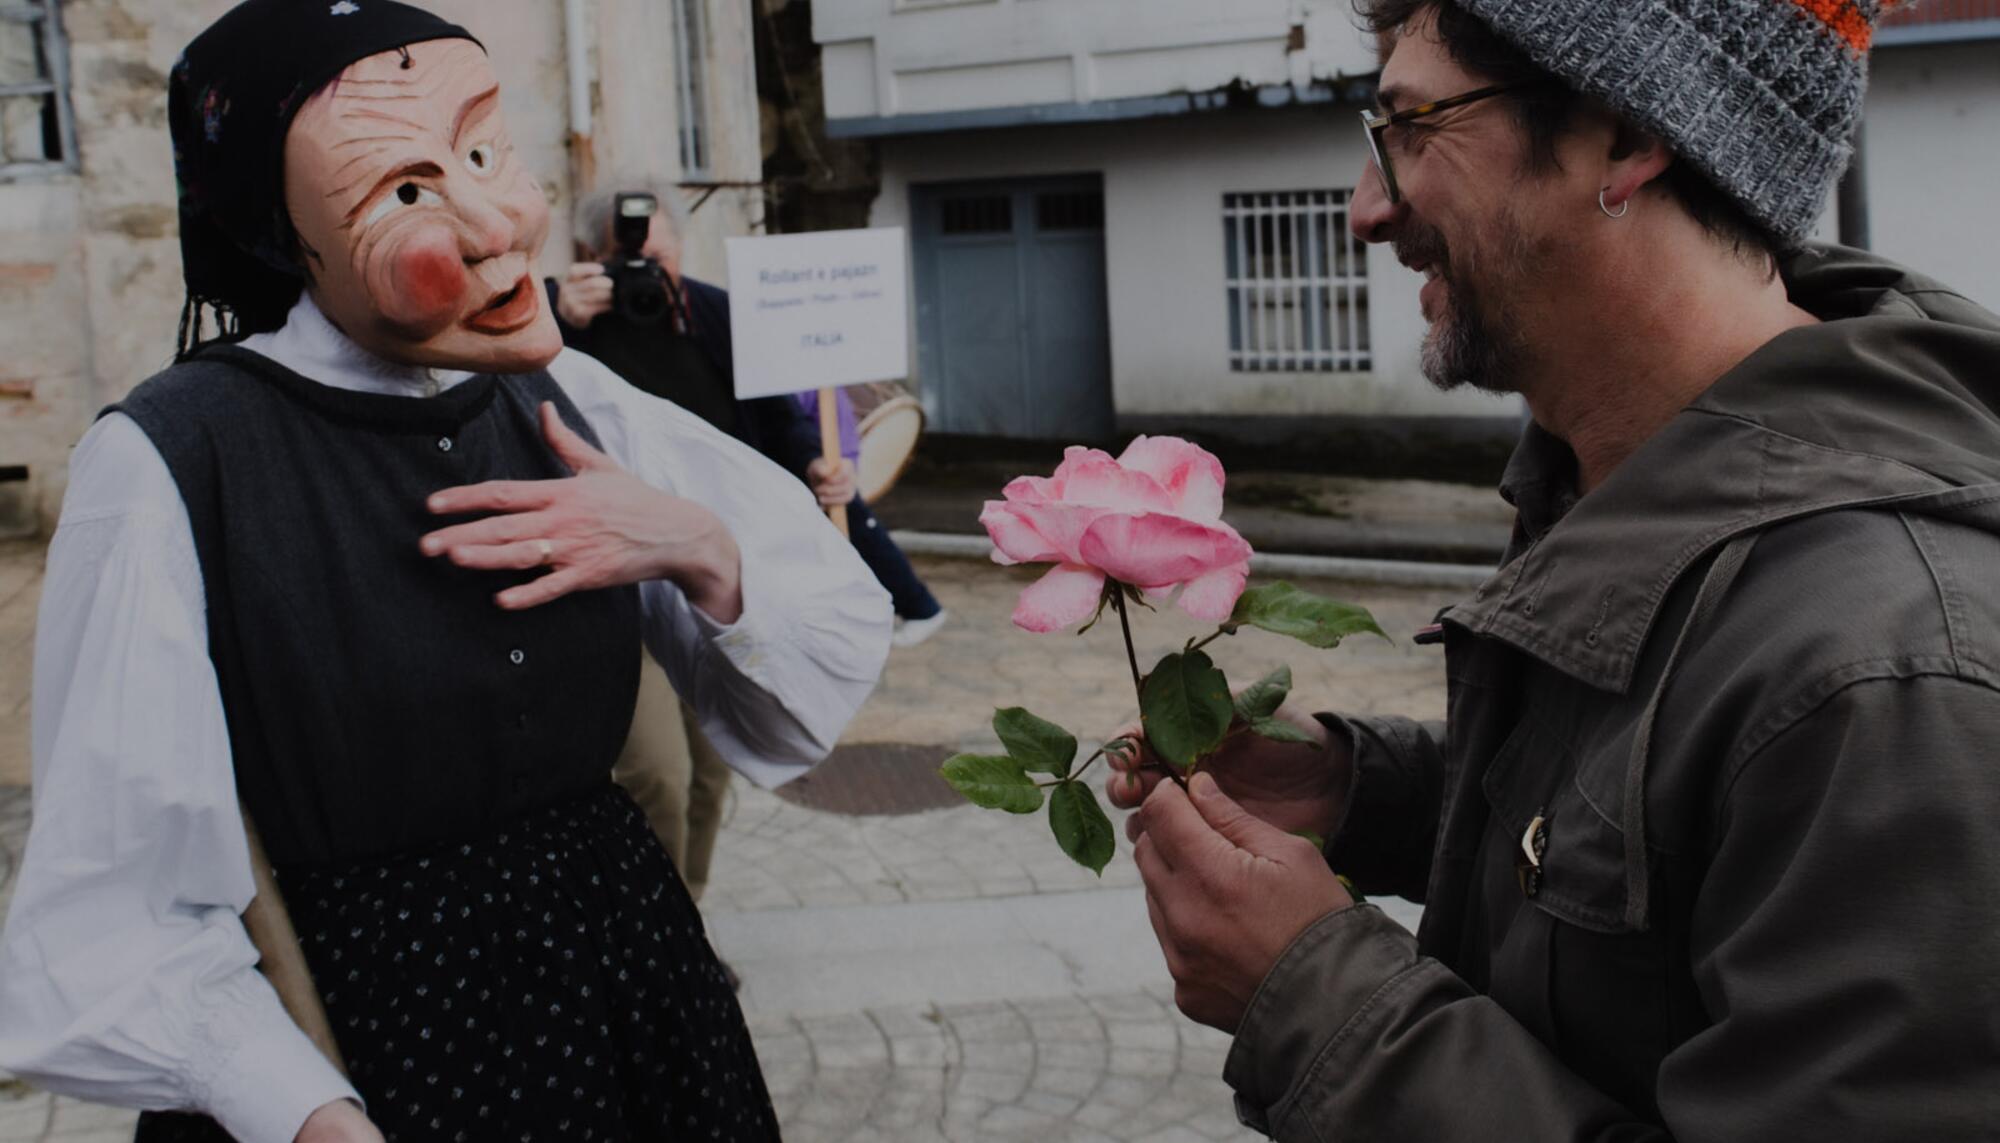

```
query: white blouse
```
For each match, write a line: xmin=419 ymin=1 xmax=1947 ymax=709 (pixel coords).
xmin=0 ymin=296 xmax=892 ymax=1142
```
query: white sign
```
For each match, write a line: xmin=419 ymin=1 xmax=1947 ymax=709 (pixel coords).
xmin=725 ymin=228 xmax=910 ymax=400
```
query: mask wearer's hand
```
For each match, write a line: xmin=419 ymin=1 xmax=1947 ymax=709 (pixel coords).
xmin=421 ymin=402 xmax=745 ymax=622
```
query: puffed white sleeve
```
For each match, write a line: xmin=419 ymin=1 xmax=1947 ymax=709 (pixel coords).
xmin=0 ymin=414 xmax=361 ymax=1143
xmin=546 ymin=349 xmax=893 ymax=787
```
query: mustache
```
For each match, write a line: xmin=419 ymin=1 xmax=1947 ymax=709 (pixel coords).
xmin=1393 ymin=224 xmax=1451 ymax=276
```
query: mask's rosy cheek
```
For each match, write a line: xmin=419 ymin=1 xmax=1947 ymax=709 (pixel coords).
xmin=377 ymin=227 xmax=466 ymax=336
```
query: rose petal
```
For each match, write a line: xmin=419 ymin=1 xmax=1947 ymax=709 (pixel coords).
xmin=1012 ymin=564 xmax=1108 ymax=633
xmin=1078 ymin=513 xmax=1253 ymax=588
xmin=1050 ymin=445 xmax=1115 ymax=491
xmin=1117 ymin=435 xmax=1226 ymax=521
xmin=1010 ymin=501 xmax=1112 ymax=565
xmin=1060 ymin=453 xmax=1176 ymax=514
xmin=980 ymin=501 xmax=1062 ymax=566
xmin=1001 ymin=475 xmax=1060 ymax=505
xmin=1178 ymin=561 xmax=1249 ymax=623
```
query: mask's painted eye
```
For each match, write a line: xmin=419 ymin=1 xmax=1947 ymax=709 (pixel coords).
xmin=362 ymin=182 xmax=443 ymax=228
xmin=465 ymin=143 xmax=496 ymax=174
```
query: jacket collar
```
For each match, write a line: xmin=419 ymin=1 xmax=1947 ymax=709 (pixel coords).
xmin=1444 ymin=248 xmax=2000 ymax=694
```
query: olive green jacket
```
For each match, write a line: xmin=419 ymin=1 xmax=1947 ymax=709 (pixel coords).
xmin=1231 ymin=246 xmax=2000 ymax=1140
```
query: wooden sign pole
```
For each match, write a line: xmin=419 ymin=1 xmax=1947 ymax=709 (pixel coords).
xmin=817 ymin=386 xmax=849 ymax=537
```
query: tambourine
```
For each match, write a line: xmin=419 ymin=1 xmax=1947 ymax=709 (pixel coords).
xmin=851 ymin=381 xmax=925 ymax=503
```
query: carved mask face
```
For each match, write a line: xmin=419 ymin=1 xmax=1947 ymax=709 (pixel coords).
xmin=283 ymin=39 xmax=559 ymax=372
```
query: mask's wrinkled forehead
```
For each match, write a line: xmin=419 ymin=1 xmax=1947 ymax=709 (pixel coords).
xmin=280 ymin=30 xmax=557 ymax=373
xmin=300 ymin=39 xmax=500 ymax=235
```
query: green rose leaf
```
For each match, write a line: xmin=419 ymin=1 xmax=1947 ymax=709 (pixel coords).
xmin=993 ymin=707 xmax=1079 ymax=777
xmin=1049 ymin=781 xmax=1116 ymax=875
xmin=1291 ymin=828 xmax=1326 ymax=850
xmin=1230 ymin=582 xmax=1387 ymax=649
xmin=1140 ymin=649 xmax=1234 ymax=771
xmin=1233 ymin=664 xmax=1293 ymax=723
xmin=940 ymin=754 xmax=1044 ymax=814
xmin=1248 ymin=716 xmax=1321 ymax=747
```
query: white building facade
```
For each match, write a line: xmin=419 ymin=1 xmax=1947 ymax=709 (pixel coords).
xmin=814 ymin=0 xmax=2000 ymax=449
xmin=0 ymin=0 xmax=762 ymax=532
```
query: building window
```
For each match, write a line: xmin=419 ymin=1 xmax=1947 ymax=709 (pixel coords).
xmin=1224 ymin=190 xmax=1369 ymax=373
xmin=671 ymin=0 xmax=710 ymax=177
xmin=0 ymin=0 xmax=77 ymax=178
xmin=1037 ymin=190 xmax=1103 ymax=231
xmin=940 ymin=194 xmax=1012 ymax=235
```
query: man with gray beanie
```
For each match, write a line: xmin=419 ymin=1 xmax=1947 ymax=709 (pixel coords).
xmin=1105 ymin=1 xmax=2000 ymax=1139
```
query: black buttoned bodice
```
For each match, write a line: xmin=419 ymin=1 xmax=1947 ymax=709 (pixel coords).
xmin=113 ymin=347 xmax=640 ymax=867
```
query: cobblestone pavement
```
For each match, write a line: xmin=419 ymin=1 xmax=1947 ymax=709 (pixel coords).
xmin=750 ymin=990 xmax=1253 ymax=1143
xmin=0 ymin=544 xmax=1455 ymax=1142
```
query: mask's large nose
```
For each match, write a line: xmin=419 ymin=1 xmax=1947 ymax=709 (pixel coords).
xmin=457 ymin=185 xmax=523 ymax=263
xmin=382 ymin=225 xmax=469 ymax=337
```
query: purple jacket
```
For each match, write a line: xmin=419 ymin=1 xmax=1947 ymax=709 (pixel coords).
xmin=793 ymin=389 xmax=861 ymax=463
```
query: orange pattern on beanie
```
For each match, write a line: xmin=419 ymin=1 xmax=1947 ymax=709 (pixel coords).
xmin=1788 ymin=0 xmax=1914 ymax=53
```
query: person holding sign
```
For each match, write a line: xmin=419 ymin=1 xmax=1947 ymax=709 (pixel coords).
xmin=553 ymin=186 xmax=948 ymax=648
xmin=0 ymin=4 xmax=890 ymax=1140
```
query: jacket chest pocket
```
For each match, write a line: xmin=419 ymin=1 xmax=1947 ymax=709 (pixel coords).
xmin=1482 ymin=716 xmax=1637 ymax=932
xmin=1480 ymin=716 xmax=1677 ymax=1111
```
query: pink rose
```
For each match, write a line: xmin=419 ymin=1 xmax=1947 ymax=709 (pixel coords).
xmin=980 ymin=436 xmax=1252 ymax=633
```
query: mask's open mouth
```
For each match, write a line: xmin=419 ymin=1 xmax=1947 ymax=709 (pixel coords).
xmin=463 ymin=274 xmax=538 ymax=335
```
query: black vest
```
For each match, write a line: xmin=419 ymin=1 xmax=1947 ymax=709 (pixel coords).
xmin=113 ymin=346 xmax=640 ymax=868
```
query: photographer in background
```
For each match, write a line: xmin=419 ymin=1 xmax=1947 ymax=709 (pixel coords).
xmin=552 ymin=186 xmax=947 ymax=646
xmin=548 ymin=186 xmax=947 ymax=912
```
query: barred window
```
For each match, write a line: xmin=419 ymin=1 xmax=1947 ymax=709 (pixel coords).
xmin=1224 ymin=190 xmax=1370 ymax=373
xmin=1 ymin=0 xmax=76 ymax=178
xmin=672 ymin=0 xmax=710 ymax=177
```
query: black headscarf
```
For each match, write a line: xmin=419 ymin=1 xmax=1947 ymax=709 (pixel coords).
xmin=169 ymin=0 xmax=479 ymax=358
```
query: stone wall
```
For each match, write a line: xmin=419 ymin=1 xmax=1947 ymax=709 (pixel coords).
xmin=0 ymin=0 xmax=763 ymax=535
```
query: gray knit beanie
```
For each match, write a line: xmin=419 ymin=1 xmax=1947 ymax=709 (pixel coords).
xmin=1455 ymin=0 xmax=1907 ymax=245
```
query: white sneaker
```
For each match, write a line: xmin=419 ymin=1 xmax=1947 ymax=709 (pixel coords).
xmin=891 ymin=610 xmax=949 ymax=648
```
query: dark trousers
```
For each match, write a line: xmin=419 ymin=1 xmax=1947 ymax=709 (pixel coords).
xmin=849 ymin=496 xmax=942 ymax=620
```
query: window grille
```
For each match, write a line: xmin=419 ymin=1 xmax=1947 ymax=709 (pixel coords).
xmin=940 ymin=194 xmax=1011 ymax=235
xmin=1037 ymin=190 xmax=1103 ymax=232
xmin=671 ymin=0 xmax=709 ymax=177
xmin=1224 ymin=190 xmax=1370 ymax=373
xmin=0 ymin=0 xmax=77 ymax=178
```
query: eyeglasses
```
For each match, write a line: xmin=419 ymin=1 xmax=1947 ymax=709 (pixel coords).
xmin=1360 ymin=83 xmax=1527 ymax=204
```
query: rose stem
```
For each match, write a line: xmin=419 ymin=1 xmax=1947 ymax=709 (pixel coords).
xmin=1040 ymin=747 xmax=1108 ymax=787
xmin=1111 ymin=585 xmax=1144 ymax=705
xmin=1108 ymin=586 xmax=1190 ymax=792
xmin=1187 ymin=626 xmax=1230 ymax=655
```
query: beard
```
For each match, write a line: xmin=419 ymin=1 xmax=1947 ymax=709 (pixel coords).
xmin=1395 ymin=214 xmax=1536 ymax=395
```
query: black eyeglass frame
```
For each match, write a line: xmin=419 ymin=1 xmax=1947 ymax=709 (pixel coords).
xmin=1360 ymin=82 xmax=1528 ymax=204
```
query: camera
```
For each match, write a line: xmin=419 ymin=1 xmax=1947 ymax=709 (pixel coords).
xmin=606 ymin=192 xmax=674 ymax=324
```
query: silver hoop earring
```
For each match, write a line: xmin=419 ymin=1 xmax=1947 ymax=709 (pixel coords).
xmin=1599 ymin=189 xmax=1630 ymax=219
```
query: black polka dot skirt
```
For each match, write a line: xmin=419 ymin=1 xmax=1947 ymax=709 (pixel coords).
xmin=135 ymin=783 xmax=781 ymax=1142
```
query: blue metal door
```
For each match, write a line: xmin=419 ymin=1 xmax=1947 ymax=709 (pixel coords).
xmin=912 ymin=176 xmax=1113 ymax=439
